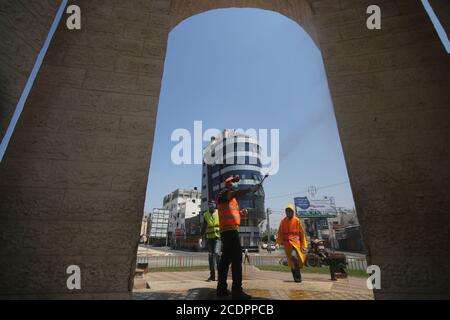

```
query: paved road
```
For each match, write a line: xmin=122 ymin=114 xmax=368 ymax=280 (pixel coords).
xmin=138 ymin=245 xmax=208 ymax=256
xmin=138 ymin=245 xmax=366 ymax=259
xmin=140 ymin=245 xmax=284 ymax=256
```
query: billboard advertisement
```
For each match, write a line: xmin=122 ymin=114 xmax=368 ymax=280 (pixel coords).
xmin=294 ymin=196 xmax=337 ymax=218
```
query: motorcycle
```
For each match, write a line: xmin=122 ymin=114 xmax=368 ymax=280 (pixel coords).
xmin=306 ymin=239 xmax=348 ymax=278
xmin=306 ymin=239 xmax=328 ymax=267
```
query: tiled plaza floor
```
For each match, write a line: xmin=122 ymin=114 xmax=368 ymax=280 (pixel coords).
xmin=133 ymin=266 xmax=374 ymax=300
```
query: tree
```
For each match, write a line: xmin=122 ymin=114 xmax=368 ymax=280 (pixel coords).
xmin=261 ymin=234 xmax=276 ymax=243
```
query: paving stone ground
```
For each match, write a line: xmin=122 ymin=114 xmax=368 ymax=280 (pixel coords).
xmin=133 ymin=265 xmax=374 ymax=300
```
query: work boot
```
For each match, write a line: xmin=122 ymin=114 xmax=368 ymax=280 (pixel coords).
xmin=296 ymin=268 xmax=302 ymax=283
xmin=216 ymin=289 xmax=230 ymax=298
xmin=232 ymin=290 xmax=252 ymax=300
xmin=291 ymin=269 xmax=297 ymax=282
xmin=293 ymin=268 xmax=302 ymax=283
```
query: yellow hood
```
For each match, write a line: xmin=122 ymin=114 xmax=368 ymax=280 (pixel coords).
xmin=285 ymin=204 xmax=296 ymax=214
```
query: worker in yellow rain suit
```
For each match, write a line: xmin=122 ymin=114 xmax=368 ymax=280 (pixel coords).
xmin=276 ymin=204 xmax=308 ymax=282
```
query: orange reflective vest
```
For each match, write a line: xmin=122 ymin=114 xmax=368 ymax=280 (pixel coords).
xmin=281 ymin=216 xmax=302 ymax=246
xmin=217 ymin=196 xmax=241 ymax=233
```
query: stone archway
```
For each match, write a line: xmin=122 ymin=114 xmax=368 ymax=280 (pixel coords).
xmin=0 ymin=0 xmax=449 ymax=299
xmin=169 ymin=0 xmax=318 ymax=41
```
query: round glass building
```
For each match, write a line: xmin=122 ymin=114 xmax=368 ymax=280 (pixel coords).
xmin=201 ymin=129 xmax=265 ymax=249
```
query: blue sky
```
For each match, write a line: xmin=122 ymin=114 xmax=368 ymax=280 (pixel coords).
xmin=145 ymin=8 xmax=355 ymax=226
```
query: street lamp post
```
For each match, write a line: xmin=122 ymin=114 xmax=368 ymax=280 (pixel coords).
xmin=266 ymin=208 xmax=272 ymax=253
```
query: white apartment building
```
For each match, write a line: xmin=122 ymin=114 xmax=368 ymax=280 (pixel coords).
xmin=162 ymin=188 xmax=202 ymax=247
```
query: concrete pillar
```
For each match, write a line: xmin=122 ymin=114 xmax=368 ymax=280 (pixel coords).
xmin=310 ymin=0 xmax=450 ymax=299
xmin=0 ymin=0 xmax=169 ymax=299
xmin=0 ymin=0 xmax=60 ymax=142
xmin=428 ymin=0 xmax=450 ymax=36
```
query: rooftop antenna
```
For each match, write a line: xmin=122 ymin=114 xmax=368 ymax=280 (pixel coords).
xmin=329 ymin=196 xmax=335 ymax=206
xmin=308 ymin=185 xmax=317 ymax=199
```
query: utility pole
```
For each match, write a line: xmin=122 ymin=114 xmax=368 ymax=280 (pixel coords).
xmin=308 ymin=185 xmax=317 ymax=199
xmin=308 ymin=186 xmax=319 ymax=239
xmin=266 ymin=208 xmax=272 ymax=252
xmin=165 ymin=211 xmax=170 ymax=248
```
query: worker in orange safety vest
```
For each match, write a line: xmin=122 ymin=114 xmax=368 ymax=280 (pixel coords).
xmin=215 ymin=175 xmax=261 ymax=300
xmin=276 ymin=204 xmax=308 ymax=282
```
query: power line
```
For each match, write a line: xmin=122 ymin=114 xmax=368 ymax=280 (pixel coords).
xmin=265 ymin=181 xmax=350 ymax=200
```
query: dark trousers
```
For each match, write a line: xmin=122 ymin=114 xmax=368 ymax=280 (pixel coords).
xmin=217 ymin=230 xmax=242 ymax=293
xmin=207 ymin=237 xmax=221 ymax=277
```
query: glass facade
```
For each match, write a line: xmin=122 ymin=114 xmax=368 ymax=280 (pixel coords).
xmin=149 ymin=209 xmax=170 ymax=245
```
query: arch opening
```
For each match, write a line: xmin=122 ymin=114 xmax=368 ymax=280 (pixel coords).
xmin=139 ymin=7 xmax=366 ymax=299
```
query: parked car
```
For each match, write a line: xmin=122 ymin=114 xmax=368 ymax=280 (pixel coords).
xmin=267 ymin=242 xmax=276 ymax=251
xmin=261 ymin=243 xmax=268 ymax=249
